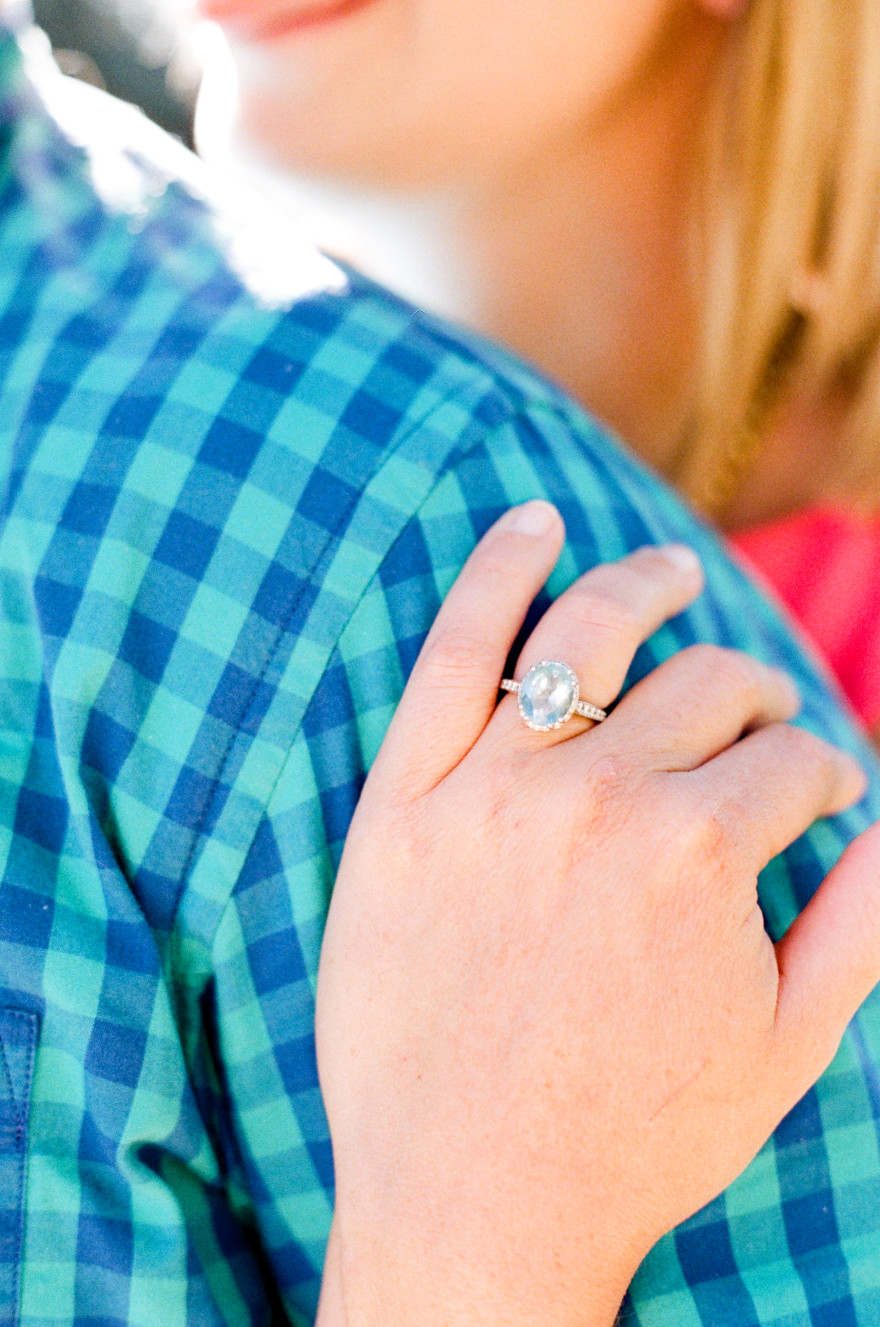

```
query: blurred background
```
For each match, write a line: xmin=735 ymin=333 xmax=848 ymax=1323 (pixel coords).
xmin=28 ymin=0 xmax=457 ymax=313
xmin=33 ymin=0 xmax=200 ymax=144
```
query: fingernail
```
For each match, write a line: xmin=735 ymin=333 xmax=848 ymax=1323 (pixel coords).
xmin=503 ymin=501 xmax=561 ymax=537
xmin=660 ymin=544 xmax=702 ymax=575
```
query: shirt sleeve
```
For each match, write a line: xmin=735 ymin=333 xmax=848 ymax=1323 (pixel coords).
xmin=208 ymin=733 xmax=335 ymax=1327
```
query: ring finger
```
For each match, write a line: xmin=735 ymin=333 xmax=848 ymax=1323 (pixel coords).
xmin=492 ymin=543 xmax=705 ymax=747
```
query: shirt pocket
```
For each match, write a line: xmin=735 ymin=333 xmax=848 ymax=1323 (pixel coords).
xmin=0 ymin=1010 xmax=38 ymax=1327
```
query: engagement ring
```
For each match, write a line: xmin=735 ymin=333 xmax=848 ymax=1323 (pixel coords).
xmin=500 ymin=659 xmax=607 ymax=732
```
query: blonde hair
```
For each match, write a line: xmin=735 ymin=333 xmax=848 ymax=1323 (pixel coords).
xmin=678 ymin=0 xmax=880 ymax=515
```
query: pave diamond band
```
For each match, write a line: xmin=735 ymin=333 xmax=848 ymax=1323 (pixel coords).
xmin=500 ymin=660 xmax=607 ymax=732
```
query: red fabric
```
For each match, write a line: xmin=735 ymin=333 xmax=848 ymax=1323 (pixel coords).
xmin=730 ymin=507 xmax=880 ymax=730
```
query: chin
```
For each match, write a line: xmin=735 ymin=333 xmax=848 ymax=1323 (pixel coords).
xmin=219 ymin=19 xmax=431 ymax=187
xmin=235 ymin=95 xmax=458 ymax=191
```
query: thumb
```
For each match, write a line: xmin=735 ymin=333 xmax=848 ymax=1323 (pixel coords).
xmin=773 ymin=815 xmax=880 ymax=1096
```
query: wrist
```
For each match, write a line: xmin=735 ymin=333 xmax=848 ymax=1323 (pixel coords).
xmin=323 ymin=1192 xmax=635 ymax=1327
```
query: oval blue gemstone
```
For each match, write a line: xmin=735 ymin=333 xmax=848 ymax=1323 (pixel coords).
xmin=519 ymin=661 xmax=578 ymax=729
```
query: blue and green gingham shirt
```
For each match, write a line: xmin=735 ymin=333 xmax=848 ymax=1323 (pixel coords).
xmin=3 ymin=19 xmax=880 ymax=1327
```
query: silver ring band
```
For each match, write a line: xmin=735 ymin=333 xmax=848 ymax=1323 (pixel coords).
xmin=500 ymin=660 xmax=607 ymax=732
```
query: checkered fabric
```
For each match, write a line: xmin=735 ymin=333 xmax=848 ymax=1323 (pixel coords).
xmin=3 ymin=20 xmax=880 ymax=1327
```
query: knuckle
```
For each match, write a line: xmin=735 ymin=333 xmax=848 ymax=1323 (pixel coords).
xmin=683 ymin=645 xmax=761 ymax=701
xmin=672 ymin=791 xmax=733 ymax=868
xmin=581 ymin=752 xmax=642 ymax=831
xmin=571 ymin=585 xmax=637 ymax=642
xmin=418 ymin=627 xmax=485 ymax=689
xmin=674 ymin=643 xmax=726 ymax=682
xmin=472 ymin=542 xmax=513 ymax=586
xmin=775 ymin=722 xmax=826 ymax=766
xmin=479 ymin=745 xmax=531 ymax=824
xmin=767 ymin=723 xmax=843 ymax=797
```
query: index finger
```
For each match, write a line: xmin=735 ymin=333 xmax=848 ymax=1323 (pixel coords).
xmin=373 ymin=501 xmax=564 ymax=797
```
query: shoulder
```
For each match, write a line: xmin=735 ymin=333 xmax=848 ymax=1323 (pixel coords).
xmin=0 ymin=37 xmax=645 ymax=942
xmin=1 ymin=31 xmax=594 ymax=538
xmin=5 ymin=34 xmax=877 ymax=934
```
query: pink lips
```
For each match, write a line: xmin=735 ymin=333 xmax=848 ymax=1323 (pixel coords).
xmin=197 ymin=0 xmax=380 ymax=41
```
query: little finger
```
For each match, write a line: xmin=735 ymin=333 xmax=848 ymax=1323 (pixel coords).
xmin=772 ymin=819 xmax=880 ymax=1104
xmin=687 ymin=722 xmax=866 ymax=877
xmin=610 ymin=645 xmax=801 ymax=771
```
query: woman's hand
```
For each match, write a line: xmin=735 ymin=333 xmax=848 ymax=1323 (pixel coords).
xmin=315 ymin=501 xmax=880 ymax=1327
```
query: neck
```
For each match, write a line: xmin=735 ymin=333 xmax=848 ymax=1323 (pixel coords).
xmin=413 ymin=9 xmax=726 ymax=477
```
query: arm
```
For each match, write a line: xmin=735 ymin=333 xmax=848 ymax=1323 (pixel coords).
xmin=316 ymin=503 xmax=880 ymax=1326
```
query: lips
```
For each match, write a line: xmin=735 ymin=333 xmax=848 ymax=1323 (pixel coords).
xmin=197 ymin=0 xmax=379 ymax=41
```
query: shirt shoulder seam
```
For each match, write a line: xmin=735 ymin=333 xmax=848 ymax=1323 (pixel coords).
xmin=178 ymin=386 xmax=549 ymax=937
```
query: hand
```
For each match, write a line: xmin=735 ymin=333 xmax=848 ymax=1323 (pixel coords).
xmin=315 ymin=501 xmax=879 ymax=1327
